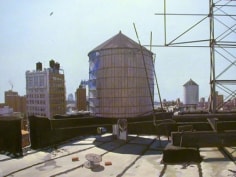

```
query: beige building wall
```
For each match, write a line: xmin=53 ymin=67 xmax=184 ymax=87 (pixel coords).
xmin=5 ymin=90 xmax=26 ymax=113
xmin=216 ymin=92 xmax=224 ymax=109
xmin=48 ymin=72 xmax=66 ymax=118
xmin=76 ymin=86 xmax=87 ymax=111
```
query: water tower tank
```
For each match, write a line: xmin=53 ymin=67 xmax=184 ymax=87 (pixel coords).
xmin=88 ymin=31 xmax=154 ymax=118
xmin=49 ymin=59 xmax=55 ymax=69
xmin=36 ymin=62 xmax=42 ymax=71
xmin=183 ymin=79 xmax=199 ymax=105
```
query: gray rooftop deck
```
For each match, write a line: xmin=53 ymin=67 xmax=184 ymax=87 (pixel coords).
xmin=1 ymin=134 xmax=236 ymax=177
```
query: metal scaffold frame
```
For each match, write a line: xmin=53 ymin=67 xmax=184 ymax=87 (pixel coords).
xmin=152 ymin=0 xmax=236 ymax=113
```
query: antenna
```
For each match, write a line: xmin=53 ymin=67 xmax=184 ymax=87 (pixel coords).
xmin=133 ymin=23 xmax=155 ymax=112
xmin=149 ymin=31 xmax=164 ymax=111
xmin=8 ymin=80 xmax=13 ymax=91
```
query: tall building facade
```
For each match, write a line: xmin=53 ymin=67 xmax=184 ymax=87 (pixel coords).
xmin=26 ymin=60 xmax=66 ymax=118
xmin=215 ymin=91 xmax=224 ymax=109
xmin=76 ymin=85 xmax=87 ymax=111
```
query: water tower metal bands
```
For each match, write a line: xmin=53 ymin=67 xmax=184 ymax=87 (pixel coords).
xmin=88 ymin=32 xmax=154 ymax=118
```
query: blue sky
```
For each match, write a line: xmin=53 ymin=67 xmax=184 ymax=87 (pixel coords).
xmin=0 ymin=0 xmax=234 ymax=103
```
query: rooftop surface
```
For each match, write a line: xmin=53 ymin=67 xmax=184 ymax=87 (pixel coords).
xmin=1 ymin=134 xmax=236 ymax=177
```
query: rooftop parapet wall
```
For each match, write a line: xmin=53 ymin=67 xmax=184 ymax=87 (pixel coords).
xmin=28 ymin=113 xmax=172 ymax=149
xmin=0 ymin=117 xmax=22 ymax=157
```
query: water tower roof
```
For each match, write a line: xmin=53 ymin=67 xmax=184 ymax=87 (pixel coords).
xmin=89 ymin=31 xmax=152 ymax=54
xmin=183 ymin=79 xmax=198 ymax=86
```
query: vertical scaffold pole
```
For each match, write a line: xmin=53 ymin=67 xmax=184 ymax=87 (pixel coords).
xmin=209 ymin=0 xmax=216 ymax=113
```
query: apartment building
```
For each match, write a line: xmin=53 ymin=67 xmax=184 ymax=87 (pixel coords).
xmin=26 ymin=60 xmax=66 ymax=118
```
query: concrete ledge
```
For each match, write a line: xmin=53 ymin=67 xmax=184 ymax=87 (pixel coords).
xmin=172 ymin=131 xmax=236 ymax=147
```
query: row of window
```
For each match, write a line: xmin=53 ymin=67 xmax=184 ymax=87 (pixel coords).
xmin=27 ymin=94 xmax=46 ymax=99
xmin=49 ymin=100 xmax=66 ymax=105
xmin=26 ymin=75 xmax=45 ymax=88
xmin=27 ymin=99 xmax=46 ymax=105
xmin=27 ymin=106 xmax=46 ymax=112
xmin=26 ymin=73 xmax=65 ymax=89
xmin=49 ymin=87 xmax=65 ymax=92
xmin=27 ymin=88 xmax=46 ymax=93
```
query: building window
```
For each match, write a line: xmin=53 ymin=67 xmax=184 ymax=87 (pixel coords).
xmin=39 ymin=76 xmax=44 ymax=87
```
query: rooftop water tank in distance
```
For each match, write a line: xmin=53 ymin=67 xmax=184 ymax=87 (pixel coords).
xmin=36 ymin=62 xmax=42 ymax=71
xmin=183 ymin=79 xmax=199 ymax=105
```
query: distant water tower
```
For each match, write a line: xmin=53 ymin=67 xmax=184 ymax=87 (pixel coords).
xmin=88 ymin=31 xmax=154 ymax=118
xmin=183 ymin=79 xmax=199 ymax=105
xmin=36 ymin=62 xmax=42 ymax=71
